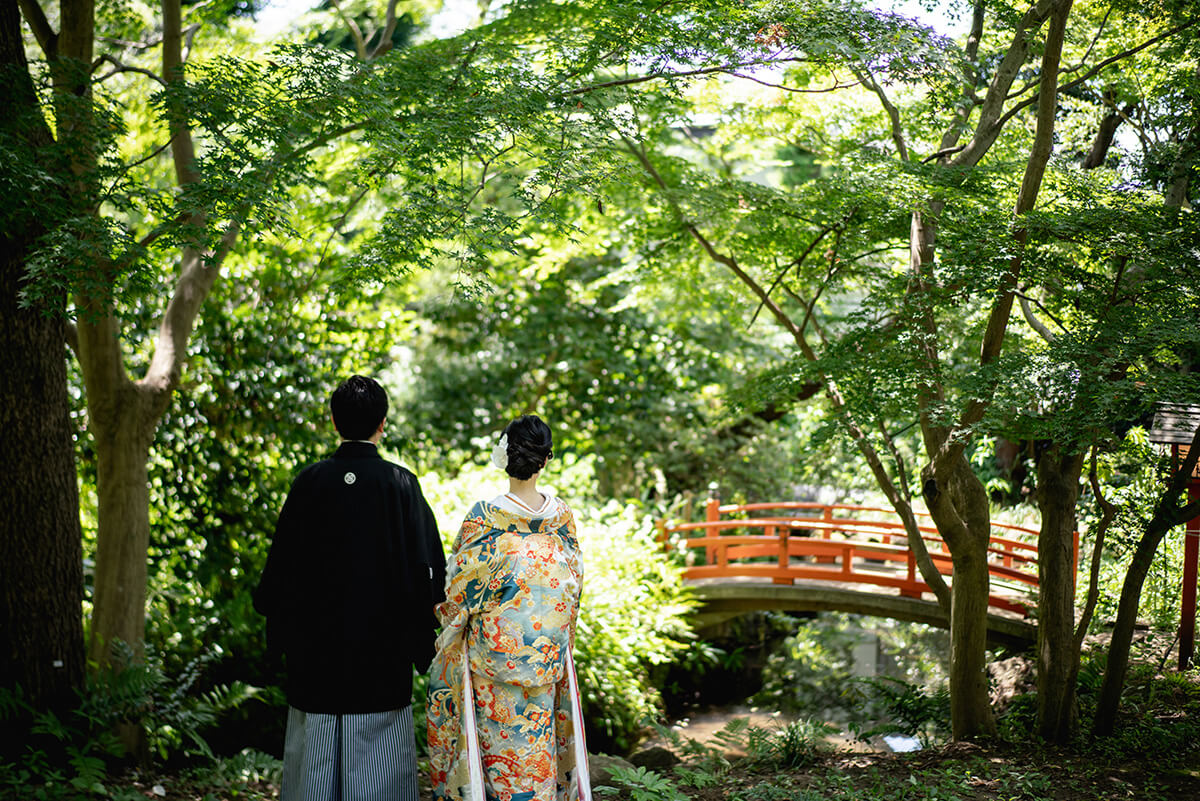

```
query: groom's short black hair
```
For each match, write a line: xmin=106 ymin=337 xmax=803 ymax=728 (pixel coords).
xmin=331 ymin=375 xmax=388 ymax=440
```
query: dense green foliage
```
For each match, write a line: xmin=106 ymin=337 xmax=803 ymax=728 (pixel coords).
xmin=394 ymin=245 xmax=816 ymax=500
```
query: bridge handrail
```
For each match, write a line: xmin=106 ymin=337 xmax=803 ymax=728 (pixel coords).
xmin=719 ymin=502 xmax=1041 ymax=539
xmin=664 ymin=516 xmax=1039 ymax=563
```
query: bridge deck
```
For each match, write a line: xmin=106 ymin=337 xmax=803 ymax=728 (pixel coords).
xmin=688 ymin=578 xmax=1036 ymax=649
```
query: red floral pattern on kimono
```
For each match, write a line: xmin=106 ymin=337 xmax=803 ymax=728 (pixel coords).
xmin=427 ymin=497 xmax=590 ymax=801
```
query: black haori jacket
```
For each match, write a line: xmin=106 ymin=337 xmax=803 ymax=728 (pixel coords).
xmin=253 ymin=441 xmax=447 ymax=714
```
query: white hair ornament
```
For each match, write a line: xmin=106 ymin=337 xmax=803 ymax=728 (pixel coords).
xmin=491 ymin=433 xmax=509 ymax=471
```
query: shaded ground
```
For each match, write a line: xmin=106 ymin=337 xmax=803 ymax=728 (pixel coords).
xmin=102 ymin=738 xmax=1200 ymax=801
xmin=667 ymin=743 xmax=1200 ymax=801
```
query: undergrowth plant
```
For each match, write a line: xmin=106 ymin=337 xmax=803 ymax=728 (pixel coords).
xmin=846 ymin=676 xmax=951 ymax=749
xmin=746 ymin=719 xmax=837 ymax=770
xmin=0 ymin=644 xmax=256 ymax=800
xmin=595 ymin=765 xmax=688 ymax=801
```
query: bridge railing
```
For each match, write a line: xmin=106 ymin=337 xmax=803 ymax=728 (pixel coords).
xmin=657 ymin=500 xmax=1077 ymax=618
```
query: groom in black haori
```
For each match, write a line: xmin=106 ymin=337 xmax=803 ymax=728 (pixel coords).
xmin=254 ymin=375 xmax=447 ymax=801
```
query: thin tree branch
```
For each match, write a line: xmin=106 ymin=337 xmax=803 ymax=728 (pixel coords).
xmin=92 ymin=53 xmax=166 ymax=86
xmin=1017 ymin=291 xmax=1067 ymax=342
xmin=329 ymin=0 xmax=368 ymax=61
xmin=780 ymin=283 xmax=831 ymax=346
xmin=1103 ymin=96 xmax=1151 ymax=152
xmin=181 ymin=22 xmax=200 ymax=62
xmin=103 ymin=141 xmax=174 ymax=211
xmin=848 ymin=245 xmax=906 ymax=262
xmin=1076 ymin=446 xmax=1115 ymax=645
xmin=796 ymin=228 xmax=845 ymax=338
xmin=750 ymin=222 xmax=839 ymax=326
xmin=722 ymin=70 xmax=860 ymax=94
xmin=370 ymin=0 xmax=401 ymax=59
xmin=854 ymin=66 xmax=909 ymax=161
xmin=1072 ymin=4 xmax=1114 ymax=79
xmin=97 ymin=34 xmax=164 ymax=51
xmin=18 ymin=0 xmax=56 ymax=58
xmin=559 ymin=0 xmax=678 ymax=84
xmin=922 ymin=144 xmax=967 ymax=164
xmin=992 ymin=19 xmax=1197 ymax=138
xmin=566 ymin=57 xmax=811 ymax=96
xmin=879 ymin=419 xmax=913 ymax=503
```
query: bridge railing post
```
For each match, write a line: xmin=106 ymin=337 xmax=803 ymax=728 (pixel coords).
xmin=770 ymin=524 xmax=792 ymax=585
xmin=816 ymin=505 xmax=836 ymax=564
xmin=705 ymin=484 xmax=720 ymax=565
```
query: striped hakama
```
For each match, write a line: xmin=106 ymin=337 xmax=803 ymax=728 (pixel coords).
xmin=282 ymin=704 xmax=419 ymax=801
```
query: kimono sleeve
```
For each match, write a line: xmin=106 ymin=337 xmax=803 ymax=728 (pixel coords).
xmin=437 ymin=506 xmax=499 ymax=624
xmin=253 ymin=469 xmax=312 ymax=654
xmin=401 ymin=470 xmax=447 ymax=673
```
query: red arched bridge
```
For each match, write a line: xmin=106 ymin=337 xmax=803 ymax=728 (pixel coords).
xmin=657 ymin=498 xmax=1076 ymax=649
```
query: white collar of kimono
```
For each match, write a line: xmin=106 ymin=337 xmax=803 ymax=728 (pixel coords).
xmin=491 ymin=492 xmax=556 ymax=517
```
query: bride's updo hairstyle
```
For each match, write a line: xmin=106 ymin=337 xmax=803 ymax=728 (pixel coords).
xmin=503 ymin=415 xmax=553 ymax=480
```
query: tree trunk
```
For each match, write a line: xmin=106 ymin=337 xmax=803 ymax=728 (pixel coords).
xmin=924 ymin=457 xmax=997 ymax=739
xmin=73 ymin=0 xmax=231 ymax=668
xmin=76 ymin=312 xmax=163 ymax=666
xmin=1093 ymin=432 xmax=1200 ymax=735
xmin=86 ymin=395 xmax=157 ymax=666
xmin=1091 ymin=516 xmax=1170 ymax=736
xmin=1034 ymin=443 xmax=1084 ymax=743
xmin=948 ymin=545 xmax=996 ymax=737
xmin=0 ymin=0 xmax=86 ymax=747
xmin=1081 ymin=96 xmax=1130 ymax=169
xmin=0 ymin=246 xmax=86 ymax=734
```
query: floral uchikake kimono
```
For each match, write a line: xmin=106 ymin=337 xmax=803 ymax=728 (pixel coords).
xmin=427 ymin=494 xmax=592 ymax=801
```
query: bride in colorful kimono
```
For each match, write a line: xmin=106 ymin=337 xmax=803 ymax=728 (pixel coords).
xmin=427 ymin=415 xmax=592 ymax=801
